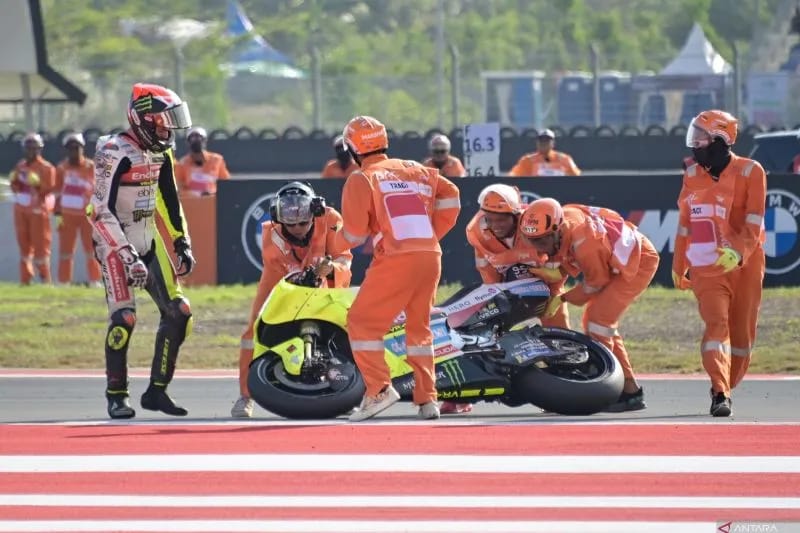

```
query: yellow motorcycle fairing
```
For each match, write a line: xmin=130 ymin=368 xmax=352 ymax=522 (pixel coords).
xmin=252 ymin=278 xmax=462 ymax=380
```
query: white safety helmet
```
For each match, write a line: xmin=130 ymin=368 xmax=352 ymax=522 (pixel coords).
xmin=478 ymin=183 xmax=523 ymax=215
xmin=21 ymin=132 xmax=44 ymax=148
xmin=187 ymin=126 xmax=208 ymax=140
xmin=62 ymin=132 xmax=86 ymax=147
xmin=428 ymin=133 xmax=451 ymax=152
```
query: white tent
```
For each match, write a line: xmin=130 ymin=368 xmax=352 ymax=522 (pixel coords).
xmin=660 ymin=23 xmax=732 ymax=76
xmin=0 ymin=0 xmax=86 ymax=129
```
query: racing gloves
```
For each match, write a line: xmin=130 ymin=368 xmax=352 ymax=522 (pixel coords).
xmin=174 ymin=237 xmax=196 ymax=277
xmin=117 ymin=245 xmax=148 ymax=288
xmin=714 ymin=247 xmax=741 ymax=273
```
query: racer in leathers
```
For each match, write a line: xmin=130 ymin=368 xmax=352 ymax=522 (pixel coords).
xmin=89 ymin=83 xmax=196 ymax=419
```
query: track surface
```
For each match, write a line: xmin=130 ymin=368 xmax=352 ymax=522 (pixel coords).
xmin=1 ymin=372 xmax=799 ymax=532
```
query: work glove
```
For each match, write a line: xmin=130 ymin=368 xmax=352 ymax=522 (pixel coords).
xmin=530 ymin=266 xmax=564 ymax=283
xmin=715 ymin=247 xmax=741 ymax=274
xmin=55 ymin=214 xmax=63 ymax=229
xmin=25 ymin=171 xmax=41 ymax=187
xmin=543 ymin=293 xmax=564 ymax=319
xmin=117 ymin=245 xmax=148 ymax=289
xmin=174 ymin=237 xmax=196 ymax=277
xmin=313 ymin=255 xmax=335 ymax=279
xmin=671 ymin=269 xmax=691 ymax=290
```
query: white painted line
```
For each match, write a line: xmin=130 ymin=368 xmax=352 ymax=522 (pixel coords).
xmin=1 ymin=494 xmax=798 ymax=509
xmin=0 ymin=520 xmax=716 ymax=533
xmin=0 ymin=369 xmax=797 ymax=380
xmin=5 ymin=419 xmax=800 ymax=427
xmin=0 ymin=371 xmax=236 ymax=379
xmin=2 ymin=454 xmax=799 ymax=474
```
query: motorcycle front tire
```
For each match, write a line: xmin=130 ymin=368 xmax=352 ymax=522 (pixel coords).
xmin=248 ymin=355 xmax=365 ymax=420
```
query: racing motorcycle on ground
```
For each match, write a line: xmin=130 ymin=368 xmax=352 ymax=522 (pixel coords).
xmin=247 ymin=264 xmax=623 ymax=419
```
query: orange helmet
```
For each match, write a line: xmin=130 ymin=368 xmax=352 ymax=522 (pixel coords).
xmin=519 ymin=198 xmax=564 ymax=237
xmin=342 ymin=115 xmax=388 ymax=155
xmin=686 ymin=109 xmax=738 ymax=148
xmin=478 ymin=184 xmax=523 ymax=214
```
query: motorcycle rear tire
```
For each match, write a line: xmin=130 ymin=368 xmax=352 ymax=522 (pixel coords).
xmin=248 ymin=355 xmax=365 ymax=420
xmin=513 ymin=327 xmax=623 ymax=415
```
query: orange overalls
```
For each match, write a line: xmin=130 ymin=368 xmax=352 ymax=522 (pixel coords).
xmin=54 ymin=157 xmax=100 ymax=284
xmin=338 ymin=155 xmax=461 ymax=405
xmin=553 ymin=205 xmax=660 ymax=380
xmin=510 ymin=151 xmax=581 ymax=177
xmin=321 ymin=159 xmax=360 ymax=178
xmin=175 ymin=151 xmax=230 ymax=197
xmin=672 ymin=156 xmax=766 ymax=396
xmin=10 ymin=156 xmax=56 ymax=284
xmin=466 ymin=210 xmax=569 ymax=328
xmin=238 ymin=207 xmax=353 ymax=397
xmin=422 ymin=155 xmax=467 ymax=178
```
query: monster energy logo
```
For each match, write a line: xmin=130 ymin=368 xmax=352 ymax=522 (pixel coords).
xmin=133 ymin=95 xmax=153 ymax=112
xmin=441 ymin=359 xmax=465 ymax=387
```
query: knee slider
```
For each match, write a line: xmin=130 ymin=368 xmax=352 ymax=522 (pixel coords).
xmin=107 ymin=308 xmax=136 ymax=351
xmin=167 ymin=297 xmax=193 ymax=339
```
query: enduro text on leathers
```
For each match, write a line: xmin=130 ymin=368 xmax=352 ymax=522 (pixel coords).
xmin=92 ymin=134 xmax=186 ymax=260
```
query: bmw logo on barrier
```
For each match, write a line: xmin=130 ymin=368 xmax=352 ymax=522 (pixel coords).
xmin=765 ymin=188 xmax=800 ymax=275
xmin=241 ymin=192 xmax=277 ymax=272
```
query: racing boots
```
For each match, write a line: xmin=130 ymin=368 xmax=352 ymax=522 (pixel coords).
xmin=107 ymin=392 xmax=136 ymax=419
xmin=141 ymin=383 xmax=188 ymax=416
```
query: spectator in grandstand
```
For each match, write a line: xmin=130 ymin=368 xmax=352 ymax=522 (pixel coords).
xmin=422 ymin=133 xmax=467 ymax=178
xmin=232 ymin=182 xmax=353 ymax=418
xmin=53 ymin=132 xmax=101 ymax=286
xmin=672 ymin=110 xmax=766 ymax=418
xmin=337 ymin=115 xmax=460 ymax=422
xmin=509 ymin=129 xmax=581 ymax=177
xmin=9 ymin=132 xmax=56 ymax=284
xmin=521 ymin=198 xmax=658 ymax=412
xmin=321 ymin=135 xmax=359 ymax=178
xmin=175 ymin=126 xmax=230 ymax=197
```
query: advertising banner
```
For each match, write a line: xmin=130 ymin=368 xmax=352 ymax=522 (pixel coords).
xmin=218 ymin=174 xmax=800 ymax=288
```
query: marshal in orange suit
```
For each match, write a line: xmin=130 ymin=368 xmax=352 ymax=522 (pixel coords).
xmin=672 ymin=110 xmax=766 ymax=418
xmin=54 ymin=132 xmax=101 ymax=285
xmin=337 ymin=115 xmax=461 ymax=422
xmin=10 ymin=133 xmax=56 ymax=284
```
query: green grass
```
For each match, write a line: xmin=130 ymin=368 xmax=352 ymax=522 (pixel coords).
xmin=0 ymin=282 xmax=797 ymax=373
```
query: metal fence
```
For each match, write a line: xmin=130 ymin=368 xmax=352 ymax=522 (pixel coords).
xmin=5 ymin=39 xmax=800 ymax=136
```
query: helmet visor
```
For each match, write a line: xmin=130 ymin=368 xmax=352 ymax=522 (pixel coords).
xmin=685 ymin=120 xmax=712 ymax=148
xmin=153 ymin=102 xmax=192 ymax=130
xmin=276 ymin=194 xmax=313 ymax=224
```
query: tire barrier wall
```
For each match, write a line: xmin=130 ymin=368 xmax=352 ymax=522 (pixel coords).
xmin=0 ymin=128 xmax=765 ymax=173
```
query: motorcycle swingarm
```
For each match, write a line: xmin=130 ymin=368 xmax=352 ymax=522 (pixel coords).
xmin=497 ymin=331 xmax=585 ymax=367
